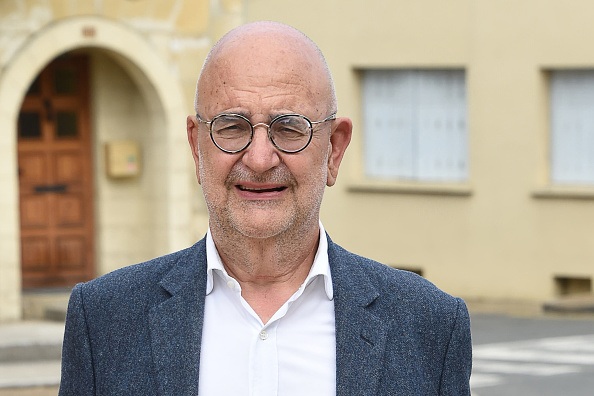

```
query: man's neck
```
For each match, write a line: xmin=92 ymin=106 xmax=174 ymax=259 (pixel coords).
xmin=210 ymin=223 xmax=321 ymax=324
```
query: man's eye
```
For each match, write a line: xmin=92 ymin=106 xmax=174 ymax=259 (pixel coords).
xmin=220 ymin=123 xmax=243 ymax=130
xmin=215 ymin=123 xmax=248 ymax=138
xmin=275 ymin=127 xmax=307 ymax=139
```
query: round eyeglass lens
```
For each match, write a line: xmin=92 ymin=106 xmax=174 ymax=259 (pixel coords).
xmin=270 ymin=115 xmax=312 ymax=152
xmin=211 ymin=115 xmax=252 ymax=152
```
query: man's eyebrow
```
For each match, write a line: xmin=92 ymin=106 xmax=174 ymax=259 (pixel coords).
xmin=216 ymin=111 xmax=295 ymax=122
xmin=268 ymin=112 xmax=288 ymax=121
xmin=230 ymin=110 xmax=251 ymax=119
xmin=215 ymin=110 xmax=255 ymax=120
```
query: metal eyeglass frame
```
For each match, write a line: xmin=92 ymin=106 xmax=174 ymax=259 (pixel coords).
xmin=195 ymin=113 xmax=336 ymax=154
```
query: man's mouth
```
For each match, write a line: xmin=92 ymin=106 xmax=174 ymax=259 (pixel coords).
xmin=237 ymin=185 xmax=287 ymax=193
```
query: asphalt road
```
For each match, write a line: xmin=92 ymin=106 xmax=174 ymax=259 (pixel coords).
xmin=471 ymin=313 xmax=594 ymax=396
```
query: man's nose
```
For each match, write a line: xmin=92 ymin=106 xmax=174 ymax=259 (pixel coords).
xmin=241 ymin=125 xmax=281 ymax=173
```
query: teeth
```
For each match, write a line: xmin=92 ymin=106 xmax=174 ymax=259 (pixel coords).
xmin=239 ymin=185 xmax=284 ymax=192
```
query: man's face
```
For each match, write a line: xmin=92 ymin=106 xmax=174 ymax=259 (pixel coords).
xmin=188 ymin=34 xmax=340 ymax=240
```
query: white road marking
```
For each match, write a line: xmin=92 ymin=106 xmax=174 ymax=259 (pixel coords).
xmin=472 ymin=335 xmax=594 ymax=390
xmin=470 ymin=373 xmax=504 ymax=388
xmin=474 ymin=347 xmax=594 ymax=365
xmin=473 ymin=361 xmax=581 ymax=376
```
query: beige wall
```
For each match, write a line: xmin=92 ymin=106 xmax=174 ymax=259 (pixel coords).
xmin=91 ymin=51 xmax=163 ymax=274
xmin=2 ymin=0 xmax=594 ymax=320
xmin=245 ymin=0 xmax=594 ymax=301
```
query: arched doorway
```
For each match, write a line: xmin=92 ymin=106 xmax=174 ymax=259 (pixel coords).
xmin=18 ymin=53 xmax=95 ymax=289
xmin=0 ymin=16 xmax=191 ymax=320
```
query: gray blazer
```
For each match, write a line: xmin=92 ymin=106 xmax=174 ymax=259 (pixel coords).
xmin=59 ymin=235 xmax=472 ymax=395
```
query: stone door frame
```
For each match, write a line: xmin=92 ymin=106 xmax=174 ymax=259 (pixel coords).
xmin=0 ymin=16 xmax=191 ymax=320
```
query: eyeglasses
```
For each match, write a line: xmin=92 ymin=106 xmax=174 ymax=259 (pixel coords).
xmin=196 ymin=113 xmax=336 ymax=153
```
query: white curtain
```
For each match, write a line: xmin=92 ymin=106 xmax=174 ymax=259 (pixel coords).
xmin=363 ymin=69 xmax=468 ymax=182
xmin=551 ymin=70 xmax=594 ymax=185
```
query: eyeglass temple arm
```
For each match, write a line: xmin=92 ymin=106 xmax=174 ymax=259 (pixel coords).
xmin=311 ymin=113 xmax=337 ymax=125
xmin=195 ymin=114 xmax=211 ymax=125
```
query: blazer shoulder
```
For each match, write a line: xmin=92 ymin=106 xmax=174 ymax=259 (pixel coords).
xmin=74 ymin=239 xmax=206 ymax=307
xmin=329 ymin=239 xmax=464 ymax=316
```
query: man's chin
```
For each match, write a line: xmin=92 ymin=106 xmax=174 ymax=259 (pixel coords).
xmin=228 ymin=210 xmax=296 ymax=239
xmin=232 ymin=219 xmax=292 ymax=239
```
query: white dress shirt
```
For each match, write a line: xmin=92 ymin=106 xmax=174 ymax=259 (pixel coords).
xmin=198 ymin=222 xmax=336 ymax=396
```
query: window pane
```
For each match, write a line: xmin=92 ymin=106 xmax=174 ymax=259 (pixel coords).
xmin=56 ymin=112 xmax=78 ymax=137
xmin=551 ymin=71 xmax=594 ymax=185
xmin=19 ymin=112 xmax=42 ymax=139
xmin=417 ymin=71 xmax=467 ymax=181
xmin=363 ymin=69 xmax=467 ymax=182
xmin=54 ymin=67 xmax=78 ymax=94
xmin=363 ymin=70 xmax=415 ymax=179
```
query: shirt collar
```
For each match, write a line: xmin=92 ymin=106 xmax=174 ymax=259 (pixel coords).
xmin=205 ymin=221 xmax=333 ymax=300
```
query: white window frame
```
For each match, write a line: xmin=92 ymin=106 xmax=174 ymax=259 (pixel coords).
xmin=362 ymin=69 xmax=468 ymax=183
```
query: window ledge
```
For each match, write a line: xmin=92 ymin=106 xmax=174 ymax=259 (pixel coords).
xmin=532 ymin=186 xmax=594 ymax=200
xmin=347 ymin=179 xmax=473 ymax=196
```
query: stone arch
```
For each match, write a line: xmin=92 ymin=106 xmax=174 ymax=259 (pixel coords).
xmin=0 ymin=16 xmax=191 ymax=320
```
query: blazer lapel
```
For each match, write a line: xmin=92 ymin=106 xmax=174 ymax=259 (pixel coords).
xmin=328 ymin=237 xmax=390 ymax=396
xmin=149 ymin=240 xmax=208 ymax=395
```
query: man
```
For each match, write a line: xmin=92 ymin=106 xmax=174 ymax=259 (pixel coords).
xmin=60 ymin=21 xmax=472 ymax=395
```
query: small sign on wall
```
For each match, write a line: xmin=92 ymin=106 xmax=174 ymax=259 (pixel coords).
xmin=105 ymin=141 xmax=141 ymax=178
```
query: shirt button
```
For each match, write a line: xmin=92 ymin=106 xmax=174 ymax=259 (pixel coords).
xmin=227 ymin=280 xmax=235 ymax=290
xmin=259 ymin=330 xmax=268 ymax=340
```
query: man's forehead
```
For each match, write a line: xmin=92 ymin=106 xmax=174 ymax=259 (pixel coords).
xmin=201 ymin=50 xmax=318 ymax=101
xmin=201 ymin=33 xmax=322 ymax=92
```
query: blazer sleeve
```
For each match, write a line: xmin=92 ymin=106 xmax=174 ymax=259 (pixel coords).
xmin=440 ymin=297 xmax=472 ymax=395
xmin=59 ymin=283 xmax=96 ymax=395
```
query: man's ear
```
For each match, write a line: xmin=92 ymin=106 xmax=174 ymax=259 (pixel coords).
xmin=187 ymin=115 xmax=201 ymax=184
xmin=327 ymin=116 xmax=353 ymax=187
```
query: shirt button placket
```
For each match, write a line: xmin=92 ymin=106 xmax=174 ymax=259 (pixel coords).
xmin=252 ymin=324 xmax=278 ymax=395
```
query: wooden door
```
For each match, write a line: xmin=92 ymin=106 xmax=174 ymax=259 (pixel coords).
xmin=18 ymin=54 xmax=95 ymax=289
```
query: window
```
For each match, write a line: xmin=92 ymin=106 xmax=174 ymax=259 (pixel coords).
xmin=362 ymin=69 xmax=468 ymax=182
xmin=550 ymin=71 xmax=594 ymax=185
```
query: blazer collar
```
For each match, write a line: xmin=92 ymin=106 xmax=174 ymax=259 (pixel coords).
xmin=328 ymin=235 xmax=390 ymax=396
xmin=149 ymin=240 xmax=208 ymax=395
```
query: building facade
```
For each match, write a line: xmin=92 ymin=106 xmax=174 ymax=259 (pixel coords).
xmin=1 ymin=0 xmax=594 ymax=321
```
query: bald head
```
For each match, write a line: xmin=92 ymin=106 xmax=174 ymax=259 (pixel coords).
xmin=194 ymin=22 xmax=337 ymax=117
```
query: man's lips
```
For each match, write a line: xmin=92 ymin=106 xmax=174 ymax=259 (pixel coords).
xmin=236 ymin=184 xmax=287 ymax=193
